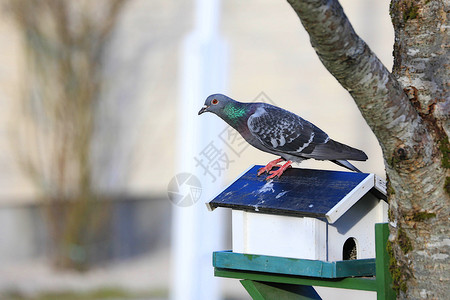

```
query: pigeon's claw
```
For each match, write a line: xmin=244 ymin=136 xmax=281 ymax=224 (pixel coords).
xmin=266 ymin=160 xmax=293 ymax=180
xmin=257 ymin=158 xmax=285 ymax=176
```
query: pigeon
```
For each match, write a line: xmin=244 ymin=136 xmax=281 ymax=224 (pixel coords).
xmin=198 ymin=94 xmax=368 ymax=179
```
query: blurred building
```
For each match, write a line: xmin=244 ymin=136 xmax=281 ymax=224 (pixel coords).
xmin=0 ymin=0 xmax=393 ymax=299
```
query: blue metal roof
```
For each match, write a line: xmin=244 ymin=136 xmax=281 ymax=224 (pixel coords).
xmin=208 ymin=165 xmax=384 ymax=219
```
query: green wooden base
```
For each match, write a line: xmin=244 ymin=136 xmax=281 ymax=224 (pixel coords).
xmin=215 ymin=268 xmax=377 ymax=291
xmin=213 ymin=251 xmax=375 ymax=278
xmin=213 ymin=223 xmax=395 ymax=300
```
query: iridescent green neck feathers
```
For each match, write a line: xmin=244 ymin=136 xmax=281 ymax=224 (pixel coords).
xmin=222 ymin=103 xmax=249 ymax=126
xmin=224 ymin=103 xmax=247 ymax=118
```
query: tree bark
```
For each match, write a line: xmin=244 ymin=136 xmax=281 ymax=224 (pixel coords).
xmin=286 ymin=0 xmax=449 ymax=298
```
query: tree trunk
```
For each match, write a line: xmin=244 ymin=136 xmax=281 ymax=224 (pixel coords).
xmin=286 ymin=0 xmax=449 ymax=298
xmin=388 ymin=1 xmax=449 ymax=298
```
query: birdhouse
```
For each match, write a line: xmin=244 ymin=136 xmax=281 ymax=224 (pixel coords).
xmin=207 ymin=165 xmax=388 ymax=262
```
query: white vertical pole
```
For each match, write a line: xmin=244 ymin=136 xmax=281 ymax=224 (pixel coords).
xmin=171 ymin=0 xmax=227 ymax=299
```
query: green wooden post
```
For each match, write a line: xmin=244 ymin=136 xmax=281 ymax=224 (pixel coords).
xmin=241 ymin=280 xmax=322 ymax=300
xmin=375 ymin=223 xmax=396 ymax=300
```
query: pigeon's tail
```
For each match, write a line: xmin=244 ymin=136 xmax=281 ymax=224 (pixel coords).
xmin=332 ymin=160 xmax=363 ymax=173
xmin=326 ymin=139 xmax=368 ymax=161
xmin=307 ymin=139 xmax=368 ymax=161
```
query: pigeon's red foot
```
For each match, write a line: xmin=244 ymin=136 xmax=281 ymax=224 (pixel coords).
xmin=266 ymin=160 xmax=293 ymax=180
xmin=257 ymin=158 xmax=285 ymax=176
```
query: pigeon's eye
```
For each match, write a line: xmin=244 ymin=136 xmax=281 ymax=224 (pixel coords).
xmin=211 ymin=99 xmax=219 ymax=105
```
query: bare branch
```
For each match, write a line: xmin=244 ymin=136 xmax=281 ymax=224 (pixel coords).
xmin=286 ymin=0 xmax=427 ymax=154
xmin=8 ymin=0 xmax=128 ymax=270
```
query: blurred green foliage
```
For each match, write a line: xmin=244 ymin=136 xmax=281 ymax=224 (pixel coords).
xmin=3 ymin=287 xmax=168 ymax=300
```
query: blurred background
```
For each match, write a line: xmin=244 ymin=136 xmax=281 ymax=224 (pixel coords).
xmin=0 ymin=0 xmax=393 ymax=299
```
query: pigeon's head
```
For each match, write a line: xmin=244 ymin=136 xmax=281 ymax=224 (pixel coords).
xmin=198 ymin=94 xmax=233 ymax=116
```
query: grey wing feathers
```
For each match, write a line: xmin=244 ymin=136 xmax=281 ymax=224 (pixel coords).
xmin=248 ymin=105 xmax=329 ymax=154
xmin=247 ymin=104 xmax=368 ymax=161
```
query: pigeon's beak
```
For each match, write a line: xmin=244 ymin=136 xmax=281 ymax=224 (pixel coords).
xmin=198 ymin=105 xmax=209 ymax=115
